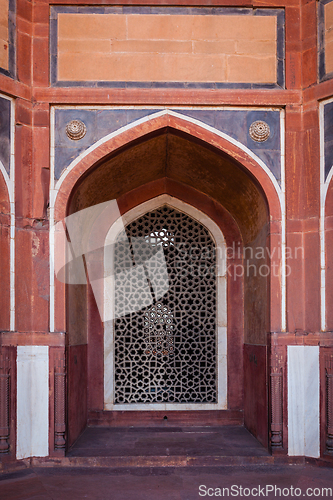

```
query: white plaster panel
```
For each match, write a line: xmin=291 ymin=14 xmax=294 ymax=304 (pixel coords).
xmin=16 ymin=346 xmax=49 ymax=459
xmin=287 ymin=345 xmax=320 ymax=458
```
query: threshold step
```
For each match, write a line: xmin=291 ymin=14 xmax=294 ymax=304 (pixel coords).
xmin=31 ymin=455 xmax=275 ymax=468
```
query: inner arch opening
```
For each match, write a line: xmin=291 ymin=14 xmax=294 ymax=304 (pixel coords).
xmin=65 ymin=128 xmax=272 ymax=450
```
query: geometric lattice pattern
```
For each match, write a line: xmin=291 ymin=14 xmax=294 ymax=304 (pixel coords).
xmin=144 ymin=302 xmax=175 ymax=357
xmin=114 ymin=205 xmax=217 ymax=404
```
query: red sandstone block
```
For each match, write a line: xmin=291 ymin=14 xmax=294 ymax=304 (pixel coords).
xmin=33 ymin=1 xmax=49 ymax=24
xmin=325 ymin=215 xmax=333 ymax=232
xmin=303 ymin=217 xmax=320 ymax=233
xmin=0 ymin=224 xmax=10 ymax=330
xmin=302 ymin=35 xmax=317 ymax=53
xmin=17 ymin=31 xmax=32 ymax=85
xmin=285 ymin=52 xmax=302 ymax=89
xmin=0 ymin=214 xmax=10 ymax=227
xmin=16 ymin=16 xmax=32 ymax=36
xmin=286 ymin=231 xmax=305 ymax=332
xmin=301 ymin=1 xmax=317 ymax=42
xmin=33 ymin=105 xmax=49 ymax=127
xmin=33 ymin=23 xmax=49 ymax=38
xmin=285 ymin=40 xmax=302 ymax=53
xmin=285 ymin=131 xmax=303 ymax=218
xmin=302 ymin=47 xmax=317 ymax=89
xmin=270 ymin=220 xmax=282 ymax=235
xmin=54 ymin=190 xmax=69 ymax=221
xmin=243 ymin=344 xmax=268 ymax=448
xmin=287 ymin=219 xmax=305 ymax=233
xmin=285 ymin=106 xmax=302 ymax=131
xmin=15 ymin=228 xmax=49 ymax=332
xmin=15 ymin=124 xmax=33 ymax=218
xmin=301 ymin=129 xmax=320 ymax=219
xmin=16 ymin=0 xmax=32 ymax=23
xmin=303 ymin=231 xmax=320 ymax=332
xmin=54 ymin=281 xmax=66 ymax=332
xmin=33 ymin=37 xmax=49 ymax=86
xmin=16 ymin=99 xmax=32 ymax=126
xmin=285 ymin=7 xmax=301 ymax=43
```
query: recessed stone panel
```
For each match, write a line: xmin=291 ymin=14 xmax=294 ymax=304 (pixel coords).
xmin=319 ymin=0 xmax=333 ymax=81
xmin=0 ymin=0 xmax=9 ymax=71
xmin=0 ymin=94 xmax=11 ymax=175
xmin=325 ymin=2 xmax=333 ymax=74
xmin=51 ymin=7 xmax=284 ymax=88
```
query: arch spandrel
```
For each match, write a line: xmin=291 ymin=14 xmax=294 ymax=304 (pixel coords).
xmin=54 ymin=112 xmax=282 ymax=227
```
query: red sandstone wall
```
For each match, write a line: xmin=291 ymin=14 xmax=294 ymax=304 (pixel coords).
xmin=1 ymin=0 xmax=333 ymax=462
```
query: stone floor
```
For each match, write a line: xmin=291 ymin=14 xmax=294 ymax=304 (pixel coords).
xmin=1 ymin=427 xmax=333 ymax=499
xmin=1 ymin=464 xmax=333 ymax=500
xmin=67 ymin=425 xmax=270 ymax=458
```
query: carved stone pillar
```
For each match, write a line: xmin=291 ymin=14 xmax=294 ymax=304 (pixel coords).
xmin=54 ymin=351 xmax=66 ymax=451
xmin=325 ymin=353 xmax=333 ymax=454
xmin=0 ymin=350 xmax=10 ymax=453
xmin=270 ymin=345 xmax=284 ymax=449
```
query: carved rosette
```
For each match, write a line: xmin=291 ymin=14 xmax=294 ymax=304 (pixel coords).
xmin=0 ymin=350 xmax=10 ymax=453
xmin=270 ymin=345 xmax=284 ymax=449
xmin=249 ymin=120 xmax=270 ymax=142
xmin=54 ymin=352 xmax=66 ymax=450
xmin=325 ymin=353 xmax=333 ymax=454
xmin=65 ymin=120 xmax=87 ymax=141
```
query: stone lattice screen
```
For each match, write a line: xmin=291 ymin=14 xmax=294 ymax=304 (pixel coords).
xmin=53 ymin=8 xmax=281 ymax=85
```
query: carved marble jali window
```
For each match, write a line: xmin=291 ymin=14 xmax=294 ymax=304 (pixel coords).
xmin=104 ymin=196 xmax=227 ymax=411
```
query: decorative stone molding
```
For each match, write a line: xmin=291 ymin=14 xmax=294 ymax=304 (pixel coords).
xmin=0 ymin=350 xmax=11 ymax=453
xmin=325 ymin=353 xmax=333 ymax=454
xmin=65 ymin=120 xmax=87 ymax=141
xmin=54 ymin=351 xmax=66 ymax=451
xmin=249 ymin=120 xmax=270 ymax=142
xmin=270 ymin=345 xmax=284 ymax=449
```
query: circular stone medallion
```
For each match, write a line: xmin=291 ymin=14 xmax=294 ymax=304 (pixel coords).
xmin=249 ymin=120 xmax=270 ymax=143
xmin=65 ymin=120 xmax=87 ymax=141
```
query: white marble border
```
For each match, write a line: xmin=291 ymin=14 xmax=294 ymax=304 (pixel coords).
xmin=0 ymin=93 xmax=15 ymax=331
xmin=16 ymin=346 xmax=49 ymax=459
xmin=319 ymin=96 xmax=333 ymax=331
xmin=49 ymin=106 xmax=285 ymax=334
xmin=104 ymin=194 xmax=227 ymax=411
xmin=287 ymin=345 xmax=320 ymax=457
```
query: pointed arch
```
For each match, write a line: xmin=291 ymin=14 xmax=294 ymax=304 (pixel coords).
xmin=50 ymin=111 xmax=284 ymax=336
xmin=52 ymin=111 xmax=282 ymax=223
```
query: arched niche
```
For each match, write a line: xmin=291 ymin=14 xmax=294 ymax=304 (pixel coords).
xmin=61 ymin=128 xmax=277 ymax=447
